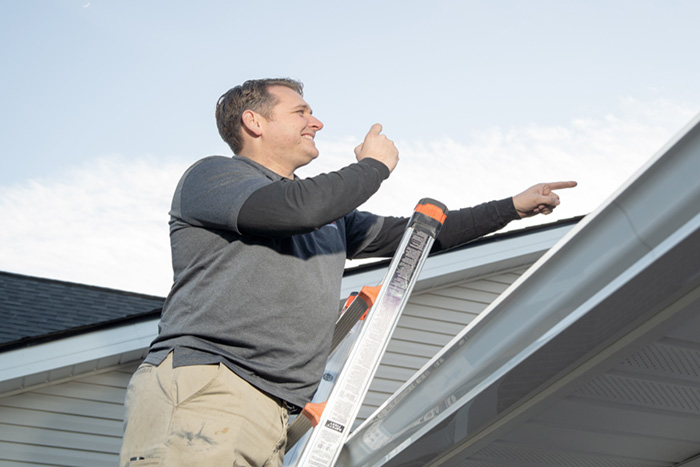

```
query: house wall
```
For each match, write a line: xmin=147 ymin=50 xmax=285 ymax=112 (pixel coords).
xmin=358 ymin=266 xmax=528 ymax=424
xmin=0 ymin=363 xmax=137 ymax=466
xmin=0 ymin=265 xmax=528 ymax=465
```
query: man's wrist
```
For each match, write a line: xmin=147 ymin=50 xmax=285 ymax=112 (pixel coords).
xmin=358 ymin=158 xmax=391 ymax=180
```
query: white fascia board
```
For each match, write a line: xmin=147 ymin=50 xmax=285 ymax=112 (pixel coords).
xmin=0 ymin=319 xmax=158 ymax=395
xmin=340 ymin=223 xmax=574 ymax=298
xmin=412 ymin=224 xmax=574 ymax=291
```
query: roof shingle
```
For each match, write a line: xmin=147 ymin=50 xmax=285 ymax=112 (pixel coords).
xmin=0 ymin=271 xmax=164 ymax=350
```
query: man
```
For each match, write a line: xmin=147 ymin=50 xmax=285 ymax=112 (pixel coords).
xmin=120 ymin=78 xmax=576 ymax=466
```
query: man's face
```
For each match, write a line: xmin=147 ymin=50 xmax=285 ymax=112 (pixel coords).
xmin=260 ymin=85 xmax=324 ymax=174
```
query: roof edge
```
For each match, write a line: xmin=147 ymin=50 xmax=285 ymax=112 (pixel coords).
xmin=343 ymin=215 xmax=584 ymax=277
xmin=0 ymin=308 xmax=162 ymax=353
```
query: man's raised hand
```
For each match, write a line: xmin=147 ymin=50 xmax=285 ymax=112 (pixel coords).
xmin=354 ymin=123 xmax=399 ymax=173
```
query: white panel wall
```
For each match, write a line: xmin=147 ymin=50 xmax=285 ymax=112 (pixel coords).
xmin=0 ymin=362 xmax=138 ymax=466
xmin=357 ymin=266 xmax=529 ymax=424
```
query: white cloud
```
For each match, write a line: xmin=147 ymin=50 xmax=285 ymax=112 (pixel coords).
xmin=1 ymin=98 xmax=696 ymax=296
xmin=312 ymin=97 xmax=696 ymax=228
xmin=1 ymin=155 xmax=189 ymax=296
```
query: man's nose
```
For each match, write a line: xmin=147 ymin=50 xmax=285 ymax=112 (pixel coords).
xmin=310 ymin=115 xmax=324 ymax=130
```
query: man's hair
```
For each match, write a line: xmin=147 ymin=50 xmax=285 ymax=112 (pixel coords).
xmin=215 ymin=78 xmax=304 ymax=154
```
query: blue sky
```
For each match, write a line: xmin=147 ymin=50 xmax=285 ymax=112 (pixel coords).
xmin=2 ymin=1 xmax=699 ymax=295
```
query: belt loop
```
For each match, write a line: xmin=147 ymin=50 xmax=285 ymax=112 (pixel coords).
xmin=282 ymin=400 xmax=298 ymax=413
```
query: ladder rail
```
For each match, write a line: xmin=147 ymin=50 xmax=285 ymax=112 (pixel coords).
xmin=294 ymin=199 xmax=447 ymax=467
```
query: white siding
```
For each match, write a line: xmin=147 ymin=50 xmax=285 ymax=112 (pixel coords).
xmin=0 ymin=362 xmax=138 ymax=466
xmin=356 ymin=265 xmax=529 ymax=424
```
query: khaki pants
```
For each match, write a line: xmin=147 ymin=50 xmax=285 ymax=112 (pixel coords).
xmin=120 ymin=353 xmax=288 ymax=467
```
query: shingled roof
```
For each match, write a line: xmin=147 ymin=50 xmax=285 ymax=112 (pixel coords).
xmin=0 ymin=271 xmax=164 ymax=351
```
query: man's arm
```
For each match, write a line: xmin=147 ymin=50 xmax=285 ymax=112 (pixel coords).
xmin=237 ymin=159 xmax=389 ymax=237
xmin=354 ymin=198 xmax=518 ymax=258
xmin=355 ymin=181 xmax=578 ymax=258
xmin=237 ymin=123 xmax=399 ymax=238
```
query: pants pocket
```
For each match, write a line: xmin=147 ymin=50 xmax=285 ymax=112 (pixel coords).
xmin=169 ymin=362 xmax=223 ymax=406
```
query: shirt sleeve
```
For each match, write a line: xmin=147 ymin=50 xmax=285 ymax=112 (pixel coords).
xmin=237 ymin=158 xmax=390 ymax=238
xmin=353 ymin=198 xmax=520 ymax=258
xmin=173 ymin=156 xmax=272 ymax=234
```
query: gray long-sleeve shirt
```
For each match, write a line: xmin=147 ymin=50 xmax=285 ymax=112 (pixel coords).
xmin=146 ymin=155 xmax=519 ymax=409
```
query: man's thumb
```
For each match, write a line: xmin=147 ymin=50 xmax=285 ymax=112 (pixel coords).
xmin=368 ymin=123 xmax=383 ymax=136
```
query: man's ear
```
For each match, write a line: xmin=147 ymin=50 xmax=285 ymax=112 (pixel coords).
xmin=242 ymin=110 xmax=264 ymax=137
